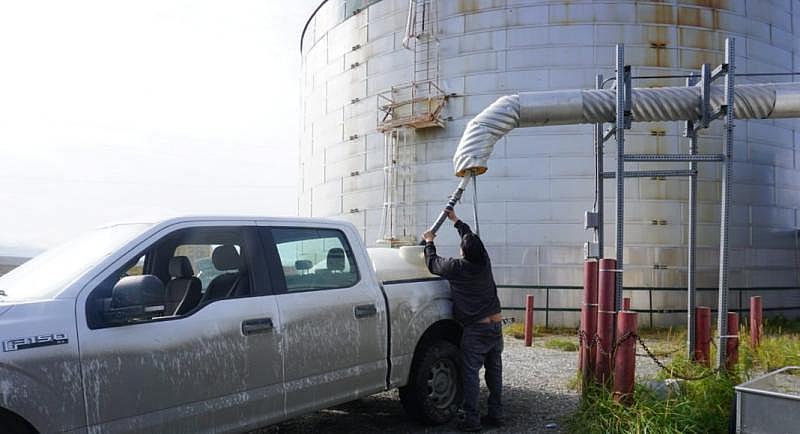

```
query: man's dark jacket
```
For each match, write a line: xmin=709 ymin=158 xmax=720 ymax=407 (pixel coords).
xmin=424 ymin=220 xmax=501 ymax=325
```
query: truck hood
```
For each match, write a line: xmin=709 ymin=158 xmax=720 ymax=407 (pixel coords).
xmin=0 ymin=304 xmax=12 ymax=317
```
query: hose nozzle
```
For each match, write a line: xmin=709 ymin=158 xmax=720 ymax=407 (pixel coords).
xmin=425 ymin=172 xmax=475 ymax=240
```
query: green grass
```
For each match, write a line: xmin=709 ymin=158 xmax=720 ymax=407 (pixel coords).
xmin=502 ymin=322 xmax=575 ymax=340
xmin=566 ymin=316 xmax=800 ymax=434
xmin=568 ymin=372 xmax=737 ymax=434
xmin=544 ymin=338 xmax=580 ymax=352
xmin=739 ymin=324 xmax=800 ymax=372
xmin=502 ymin=322 xmax=526 ymax=339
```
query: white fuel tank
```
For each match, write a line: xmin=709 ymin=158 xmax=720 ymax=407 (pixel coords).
xmin=367 ymin=246 xmax=437 ymax=283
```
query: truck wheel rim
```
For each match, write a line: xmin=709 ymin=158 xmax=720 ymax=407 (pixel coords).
xmin=427 ymin=359 xmax=457 ymax=409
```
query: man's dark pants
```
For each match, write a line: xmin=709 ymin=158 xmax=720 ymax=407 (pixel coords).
xmin=460 ymin=321 xmax=503 ymax=427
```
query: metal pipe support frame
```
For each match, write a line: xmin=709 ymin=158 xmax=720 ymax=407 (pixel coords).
xmin=597 ymin=40 xmax=736 ymax=369
xmin=716 ymin=38 xmax=736 ymax=369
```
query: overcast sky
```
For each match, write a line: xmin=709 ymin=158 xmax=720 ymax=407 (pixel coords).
xmin=0 ymin=1 xmax=316 ymax=255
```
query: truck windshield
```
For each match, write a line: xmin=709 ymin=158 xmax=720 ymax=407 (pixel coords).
xmin=0 ymin=223 xmax=151 ymax=301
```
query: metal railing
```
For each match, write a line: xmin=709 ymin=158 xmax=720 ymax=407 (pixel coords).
xmin=498 ymin=284 xmax=800 ymax=328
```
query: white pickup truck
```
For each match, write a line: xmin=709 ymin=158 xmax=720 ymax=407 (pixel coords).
xmin=0 ymin=216 xmax=463 ymax=433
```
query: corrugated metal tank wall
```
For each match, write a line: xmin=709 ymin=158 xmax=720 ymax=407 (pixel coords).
xmin=300 ymin=0 xmax=800 ymax=326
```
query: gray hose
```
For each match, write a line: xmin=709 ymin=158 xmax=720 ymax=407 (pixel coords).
xmin=453 ymin=82 xmax=800 ymax=176
xmin=426 ymin=175 xmax=472 ymax=239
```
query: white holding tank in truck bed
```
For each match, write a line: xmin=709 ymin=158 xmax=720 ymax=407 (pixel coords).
xmin=0 ymin=216 xmax=462 ymax=434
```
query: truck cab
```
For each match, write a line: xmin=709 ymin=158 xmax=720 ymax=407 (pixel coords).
xmin=0 ymin=216 xmax=461 ymax=433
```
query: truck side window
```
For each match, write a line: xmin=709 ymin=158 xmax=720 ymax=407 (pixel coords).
xmin=173 ymin=244 xmax=241 ymax=291
xmin=123 ymin=255 xmax=145 ymax=277
xmin=271 ymin=228 xmax=360 ymax=292
xmin=86 ymin=226 xmax=266 ymax=329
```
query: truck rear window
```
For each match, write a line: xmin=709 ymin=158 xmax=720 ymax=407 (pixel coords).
xmin=271 ymin=228 xmax=359 ymax=292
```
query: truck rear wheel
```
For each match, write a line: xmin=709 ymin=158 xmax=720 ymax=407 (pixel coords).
xmin=0 ymin=408 xmax=36 ymax=434
xmin=399 ymin=339 xmax=461 ymax=425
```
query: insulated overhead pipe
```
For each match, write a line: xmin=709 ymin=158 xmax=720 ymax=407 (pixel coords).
xmin=452 ymin=82 xmax=800 ymax=177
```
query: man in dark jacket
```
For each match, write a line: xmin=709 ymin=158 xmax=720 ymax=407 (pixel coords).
xmin=422 ymin=209 xmax=503 ymax=432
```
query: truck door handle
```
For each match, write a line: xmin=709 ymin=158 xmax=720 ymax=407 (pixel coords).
xmin=354 ymin=304 xmax=377 ymax=319
xmin=242 ymin=318 xmax=273 ymax=335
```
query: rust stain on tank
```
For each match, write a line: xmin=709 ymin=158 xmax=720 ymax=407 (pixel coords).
xmin=458 ymin=0 xmax=478 ymax=14
xmin=639 ymin=4 xmax=675 ymax=25
xmin=681 ymin=0 xmax=732 ymax=10
xmin=645 ymin=27 xmax=671 ymax=68
xmin=678 ymin=6 xmax=719 ymax=29
xmin=458 ymin=0 xmax=505 ymax=14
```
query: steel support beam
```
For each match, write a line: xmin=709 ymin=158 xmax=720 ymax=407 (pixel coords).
xmin=614 ymin=45 xmax=627 ymax=312
xmin=686 ymin=65 xmax=707 ymax=361
xmin=717 ymin=38 xmax=735 ymax=370
xmin=623 ymin=154 xmax=724 ymax=162
xmin=602 ymin=170 xmax=697 ymax=179
xmin=595 ymin=74 xmax=604 ymax=257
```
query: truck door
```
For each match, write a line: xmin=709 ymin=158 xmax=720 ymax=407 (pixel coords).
xmin=76 ymin=224 xmax=284 ymax=433
xmin=260 ymin=225 xmax=388 ymax=418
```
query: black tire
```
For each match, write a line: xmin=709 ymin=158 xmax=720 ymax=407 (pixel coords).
xmin=399 ymin=339 xmax=462 ymax=425
xmin=0 ymin=409 xmax=36 ymax=434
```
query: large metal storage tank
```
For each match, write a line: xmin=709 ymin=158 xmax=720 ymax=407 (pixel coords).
xmin=299 ymin=0 xmax=800 ymax=325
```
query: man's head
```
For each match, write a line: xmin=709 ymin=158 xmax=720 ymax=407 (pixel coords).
xmin=460 ymin=232 xmax=487 ymax=265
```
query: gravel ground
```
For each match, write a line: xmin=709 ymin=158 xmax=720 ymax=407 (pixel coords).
xmin=258 ymin=335 xmax=664 ymax=434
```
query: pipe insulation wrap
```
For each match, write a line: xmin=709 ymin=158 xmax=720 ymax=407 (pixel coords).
xmin=453 ymin=82 xmax=800 ymax=176
xmin=453 ymin=95 xmax=519 ymax=177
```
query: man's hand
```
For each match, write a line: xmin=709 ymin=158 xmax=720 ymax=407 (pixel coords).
xmin=445 ymin=208 xmax=458 ymax=222
xmin=422 ymin=230 xmax=435 ymax=243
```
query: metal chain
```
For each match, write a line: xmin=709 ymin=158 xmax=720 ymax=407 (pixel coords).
xmin=576 ymin=330 xmax=635 ymax=358
xmin=577 ymin=330 xmax=721 ymax=381
xmin=636 ymin=335 xmax=721 ymax=381
xmin=576 ymin=330 xmax=603 ymax=353
xmin=635 ymin=343 xmax=682 ymax=358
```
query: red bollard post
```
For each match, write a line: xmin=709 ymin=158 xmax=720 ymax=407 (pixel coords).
xmin=623 ymin=297 xmax=631 ymax=311
xmin=595 ymin=258 xmax=617 ymax=385
xmin=524 ymin=295 xmax=534 ymax=347
xmin=726 ymin=312 xmax=739 ymax=370
xmin=750 ymin=296 xmax=763 ymax=348
xmin=694 ymin=306 xmax=711 ymax=366
xmin=580 ymin=260 xmax=598 ymax=384
xmin=613 ymin=309 xmax=638 ymax=405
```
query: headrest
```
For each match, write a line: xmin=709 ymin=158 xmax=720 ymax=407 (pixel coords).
xmin=169 ymin=256 xmax=194 ymax=278
xmin=295 ymin=260 xmax=313 ymax=271
xmin=327 ymin=248 xmax=345 ymax=272
xmin=212 ymin=245 xmax=241 ymax=271
xmin=111 ymin=275 xmax=165 ymax=308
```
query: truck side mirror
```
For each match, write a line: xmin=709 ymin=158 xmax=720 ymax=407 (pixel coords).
xmin=103 ymin=275 xmax=166 ymax=324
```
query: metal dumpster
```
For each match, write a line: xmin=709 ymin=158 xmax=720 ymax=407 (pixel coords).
xmin=735 ymin=366 xmax=800 ymax=433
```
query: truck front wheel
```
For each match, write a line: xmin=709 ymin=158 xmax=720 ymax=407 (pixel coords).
xmin=399 ymin=340 xmax=462 ymax=425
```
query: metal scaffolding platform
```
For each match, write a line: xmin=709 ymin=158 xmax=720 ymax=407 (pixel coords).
xmin=377 ymin=80 xmax=447 ymax=132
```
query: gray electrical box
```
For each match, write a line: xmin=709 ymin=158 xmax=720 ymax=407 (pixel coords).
xmin=735 ymin=366 xmax=800 ymax=433
xmin=584 ymin=211 xmax=600 ymax=230
xmin=584 ymin=241 xmax=600 ymax=259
